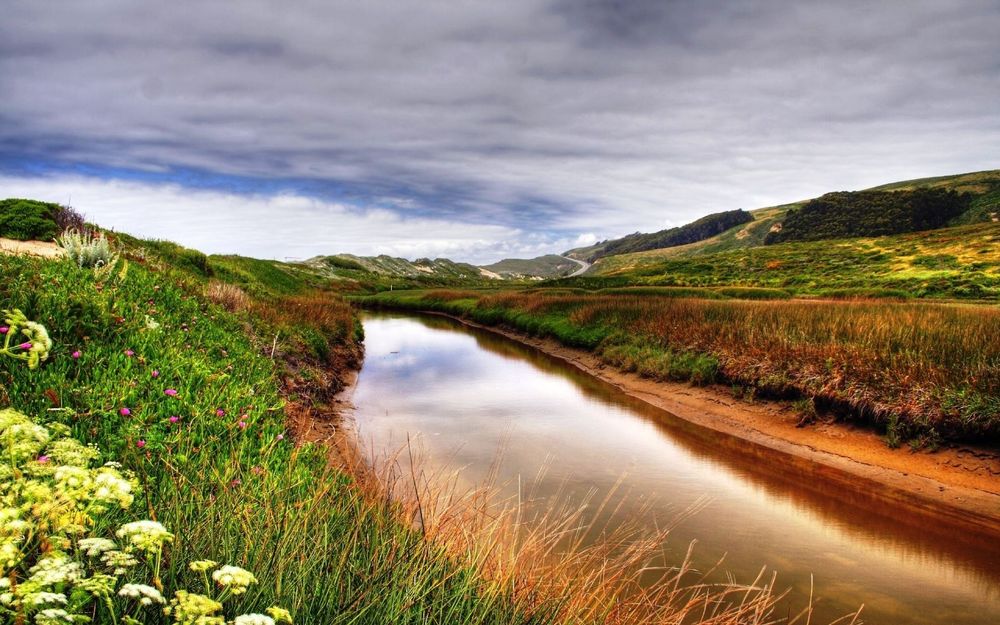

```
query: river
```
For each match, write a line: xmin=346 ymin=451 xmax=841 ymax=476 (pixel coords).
xmin=351 ymin=312 xmax=1000 ymax=625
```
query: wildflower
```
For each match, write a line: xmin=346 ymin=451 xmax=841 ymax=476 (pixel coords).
xmin=0 ymin=326 xmax=7 ymax=334
xmin=77 ymin=537 xmax=117 ymax=557
xmin=188 ymin=559 xmax=218 ymax=573
xmin=136 ymin=439 xmax=146 ymax=449
xmin=19 ymin=341 xmax=32 ymax=350
xmin=151 ymin=369 xmax=160 ymax=378
xmin=116 ymin=520 xmax=173 ymax=553
xmin=118 ymin=583 xmax=166 ymax=606
xmin=234 ymin=614 xmax=275 ymax=625
xmin=74 ymin=574 xmax=116 ymax=597
xmin=120 ymin=407 xmax=131 ymax=416
xmin=27 ymin=554 xmax=83 ymax=586
xmin=34 ymin=608 xmax=74 ymax=624
xmin=125 ymin=349 xmax=134 ymax=357
xmin=216 ymin=409 xmax=225 ymax=417
xmin=211 ymin=565 xmax=257 ymax=594
xmin=167 ymin=591 xmax=223 ymax=622
xmin=37 ymin=455 xmax=50 ymax=463
xmin=164 ymin=388 xmax=178 ymax=396
xmin=266 ymin=606 xmax=293 ymax=623
xmin=276 ymin=433 xmax=284 ymax=441
xmin=169 ymin=416 xmax=180 ymax=424
xmin=71 ymin=350 xmax=81 ymax=359
xmin=238 ymin=421 xmax=247 ymax=429
xmin=101 ymin=550 xmax=138 ymax=574
xmin=22 ymin=591 xmax=68 ymax=608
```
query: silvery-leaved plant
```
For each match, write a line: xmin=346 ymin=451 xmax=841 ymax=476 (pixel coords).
xmin=1 ymin=408 xmax=293 ymax=624
xmin=0 ymin=309 xmax=52 ymax=370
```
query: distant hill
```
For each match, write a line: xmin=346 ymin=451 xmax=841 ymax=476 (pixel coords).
xmin=480 ymin=254 xmax=580 ymax=279
xmin=566 ymin=209 xmax=753 ymax=262
xmin=576 ymin=169 xmax=1000 ymax=270
xmin=307 ymin=254 xmax=492 ymax=281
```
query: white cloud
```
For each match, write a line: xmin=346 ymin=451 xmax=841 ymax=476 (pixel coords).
xmin=0 ymin=174 xmax=572 ymax=264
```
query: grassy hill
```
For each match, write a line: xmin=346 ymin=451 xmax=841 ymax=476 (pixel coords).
xmin=481 ymin=254 xmax=580 ymax=278
xmin=574 ymin=169 xmax=999 ymax=269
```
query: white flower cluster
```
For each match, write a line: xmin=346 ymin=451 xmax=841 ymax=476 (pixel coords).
xmin=1 ymin=408 xmax=294 ymax=625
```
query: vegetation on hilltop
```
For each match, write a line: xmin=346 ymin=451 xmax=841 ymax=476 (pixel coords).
xmin=764 ymin=188 xmax=971 ymax=244
xmin=0 ymin=198 xmax=85 ymax=241
xmin=361 ymin=289 xmax=1000 ymax=448
xmin=480 ymin=254 xmax=580 ymax=278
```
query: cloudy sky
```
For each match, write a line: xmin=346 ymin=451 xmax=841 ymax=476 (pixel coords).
xmin=1 ymin=0 xmax=997 ymax=263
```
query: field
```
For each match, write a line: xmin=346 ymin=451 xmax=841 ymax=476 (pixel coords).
xmin=360 ymin=289 xmax=1000 ymax=447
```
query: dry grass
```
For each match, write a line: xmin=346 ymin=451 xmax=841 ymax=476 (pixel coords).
xmin=361 ymin=444 xmax=862 ymax=625
xmin=205 ymin=280 xmax=251 ymax=311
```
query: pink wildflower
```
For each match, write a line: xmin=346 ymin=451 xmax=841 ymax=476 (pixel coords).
xmin=0 ymin=326 xmax=7 ymax=334
xmin=19 ymin=342 xmax=32 ymax=350
xmin=136 ymin=439 xmax=146 ymax=449
xmin=169 ymin=416 xmax=180 ymax=424
xmin=276 ymin=433 xmax=284 ymax=441
xmin=37 ymin=455 xmax=50 ymax=463
xmin=120 ymin=407 xmax=131 ymax=416
xmin=124 ymin=349 xmax=134 ymax=357
xmin=216 ymin=409 xmax=225 ymax=417
xmin=164 ymin=388 xmax=178 ymax=396
xmin=238 ymin=420 xmax=247 ymax=429
xmin=151 ymin=370 xmax=160 ymax=378
xmin=71 ymin=350 xmax=81 ymax=359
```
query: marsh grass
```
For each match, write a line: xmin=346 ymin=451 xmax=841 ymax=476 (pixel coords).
xmin=362 ymin=290 xmax=1000 ymax=444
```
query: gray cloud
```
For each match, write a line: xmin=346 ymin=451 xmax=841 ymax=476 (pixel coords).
xmin=1 ymin=0 xmax=997 ymax=261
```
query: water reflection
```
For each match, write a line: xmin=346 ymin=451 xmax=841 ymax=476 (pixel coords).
xmin=352 ymin=312 xmax=1000 ymax=625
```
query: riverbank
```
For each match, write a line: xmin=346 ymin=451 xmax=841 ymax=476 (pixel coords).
xmin=361 ymin=305 xmax=1000 ymax=540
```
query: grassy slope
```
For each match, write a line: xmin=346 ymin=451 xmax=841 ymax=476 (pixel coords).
xmin=359 ymin=289 xmax=1000 ymax=447
xmin=0 ymin=243 xmax=551 ymax=624
xmin=587 ymin=222 xmax=1000 ymax=299
xmin=586 ymin=170 xmax=1000 ymax=290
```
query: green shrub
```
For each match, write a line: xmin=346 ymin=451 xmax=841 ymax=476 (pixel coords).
xmin=0 ymin=198 xmax=61 ymax=241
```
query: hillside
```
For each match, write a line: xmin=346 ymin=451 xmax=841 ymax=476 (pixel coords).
xmin=481 ymin=254 xmax=580 ymax=278
xmin=576 ymin=169 xmax=1000 ymax=272
xmin=566 ymin=209 xmax=754 ymax=262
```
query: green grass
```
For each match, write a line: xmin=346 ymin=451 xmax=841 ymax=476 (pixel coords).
xmin=0 ymin=253 xmax=555 ymax=624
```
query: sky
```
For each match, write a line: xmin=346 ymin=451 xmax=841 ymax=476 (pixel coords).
xmin=1 ymin=0 xmax=998 ymax=263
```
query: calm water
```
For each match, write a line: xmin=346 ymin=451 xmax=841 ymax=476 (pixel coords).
xmin=352 ymin=313 xmax=1000 ymax=625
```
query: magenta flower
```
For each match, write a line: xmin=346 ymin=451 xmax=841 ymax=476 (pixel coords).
xmin=169 ymin=415 xmax=180 ymax=424
xmin=37 ymin=455 xmax=50 ymax=464
xmin=136 ymin=439 xmax=146 ymax=449
xmin=71 ymin=350 xmax=81 ymax=359
xmin=276 ymin=433 xmax=284 ymax=441
xmin=238 ymin=420 xmax=247 ymax=429
xmin=120 ymin=407 xmax=131 ymax=416
xmin=164 ymin=388 xmax=178 ymax=397
xmin=0 ymin=326 xmax=7 ymax=334
xmin=19 ymin=342 xmax=32 ymax=350
xmin=124 ymin=349 xmax=135 ymax=357
xmin=151 ymin=370 xmax=160 ymax=378
xmin=216 ymin=409 xmax=225 ymax=417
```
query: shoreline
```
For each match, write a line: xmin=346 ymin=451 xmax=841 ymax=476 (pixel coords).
xmin=371 ymin=308 xmax=1000 ymax=540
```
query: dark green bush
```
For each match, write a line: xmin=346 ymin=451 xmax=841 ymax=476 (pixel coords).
xmin=0 ymin=198 xmax=61 ymax=240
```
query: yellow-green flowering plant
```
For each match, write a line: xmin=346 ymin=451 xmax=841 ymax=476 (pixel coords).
xmin=0 ymin=309 xmax=52 ymax=370
xmin=1 ymin=408 xmax=292 ymax=625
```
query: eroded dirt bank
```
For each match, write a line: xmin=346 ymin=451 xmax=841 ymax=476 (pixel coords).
xmin=391 ymin=309 xmax=1000 ymax=539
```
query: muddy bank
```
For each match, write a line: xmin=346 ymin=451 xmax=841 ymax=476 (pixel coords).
xmin=383 ymin=309 xmax=1000 ymax=539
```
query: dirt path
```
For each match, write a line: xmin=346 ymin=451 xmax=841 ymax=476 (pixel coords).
xmin=403 ymin=310 xmax=1000 ymax=538
xmin=0 ymin=238 xmax=64 ymax=258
